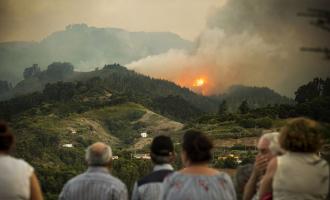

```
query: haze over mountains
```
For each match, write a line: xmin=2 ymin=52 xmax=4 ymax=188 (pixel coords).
xmin=1 ymin=21 xmax=328 ymax=98
xmin=0 ymin=21 xmax=296 ymax=112
xmin=0 ymin=24 xmax=192 ymax=83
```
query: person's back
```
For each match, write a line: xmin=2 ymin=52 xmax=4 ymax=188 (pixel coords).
xmin=59 ymin=142 xmax=127 ymax=200
xmin=0 ymin=122 xmax=43 ymax=200
xmin=131 ymin=135 xmax=175 ymax=200
xmin=162 ymin=171 xmax=236 ymax=200
xmin=0 ymin=155 xmax=34 ymax=200
xmin=60 ymin=167 xmax=127 ymax=200
xmin=273 ymin=152 xmax=329 ymax=200
xmin=133 ymin=164 xmax=173 ymax=200
xmin=259 ymin=118 xmax=330 ymax=200
xmin=161 ymin=130 xmax=236 ymax=200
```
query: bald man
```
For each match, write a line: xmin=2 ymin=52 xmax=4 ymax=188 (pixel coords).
xmin=59 ymin=142 xmax=128 ymax=200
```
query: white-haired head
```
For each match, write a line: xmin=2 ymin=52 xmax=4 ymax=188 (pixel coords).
xmin=85 ymin=142 xmax=112 ymax=166
xmin=260 ymin=132 xmax=284 ymax=155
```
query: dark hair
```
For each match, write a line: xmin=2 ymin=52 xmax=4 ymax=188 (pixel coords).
xmin=151 ymin=135 xmax=174 ymax=156
xmin=182 ymin=130 xmax=213 ymax=164
xmin=0 ymin=121 xmax=14 ymax=151
xmin=279 ymin=117 xmax=323 ymax=153
xmin=150 ymin=135 xmax=174 ymax=164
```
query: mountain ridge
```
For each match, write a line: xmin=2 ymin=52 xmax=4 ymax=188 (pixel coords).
xmin=1 ymin=63 xmax=293 ymax=122
xmin=0 ymin=23 xmax=192 ymax=83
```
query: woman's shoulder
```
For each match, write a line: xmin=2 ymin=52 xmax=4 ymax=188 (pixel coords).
xmin=2 ymin=156 xmax=34 ymax=173
xmin=165 ymin=169 xmax=232 ymax=181
xmin=12 ymin=156 xmax=32 ymax=166
xmin=164 ymin=171 xmax=181 ymax=181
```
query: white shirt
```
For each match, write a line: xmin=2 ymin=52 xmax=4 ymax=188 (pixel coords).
xmin=0 ymin=155 xmax=34 ymax=200
xmin=273 ymin=152 xmax=329 ymax=200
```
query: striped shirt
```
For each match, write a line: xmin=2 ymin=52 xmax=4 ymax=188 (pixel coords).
xmin=131 ymin=164 xmax=174 ymax=200
xmin=59 ymin=167 xmax=128 ymax=200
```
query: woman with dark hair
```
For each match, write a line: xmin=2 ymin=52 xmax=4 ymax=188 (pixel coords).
xmin=161 ymin=130 xmax=236 ymax=200
xmin=259 ymin=117 xmax=329 ymax=200
xmin=0 ymin=122 xmax=43 ymax=200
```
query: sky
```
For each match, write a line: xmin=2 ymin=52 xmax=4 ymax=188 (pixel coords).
xmin=128 ymin=0 xmax=330 ymax=96
xmin=0 ymin=0 xmax=225 ymax=42
xmin=0 ymin=0 xmax=329 ymax=97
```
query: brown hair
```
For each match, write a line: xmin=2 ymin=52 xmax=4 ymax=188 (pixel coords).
xmin=279 ymin=117 xmax=323 ymax=153
xmin=0 ymin=121 xmax=14 ymax=152
xmin=182 ymin=130 xmax=213 ymax=163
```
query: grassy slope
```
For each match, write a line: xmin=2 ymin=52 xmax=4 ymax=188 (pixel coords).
xmin=10 ymin=100 xmax=293 ymax=199
xmin=11 ymin=102 xmax=184 ymax=199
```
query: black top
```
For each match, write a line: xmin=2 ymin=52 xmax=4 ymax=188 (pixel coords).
xmin=137 ymin=169 xmax=173 ymax=187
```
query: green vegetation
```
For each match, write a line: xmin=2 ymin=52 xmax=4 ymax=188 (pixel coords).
xmin=10 ymin=102 xmax=153 ymax=199
xmin=212 ymin=85 xmax=294 ymax=112
xmin=0 ymin=64 xmax=218 ymax=121
xmin=0 ymin=64 xmax=329 ymax=199
xmin=82 ymin=103 xmax=146 ymax=144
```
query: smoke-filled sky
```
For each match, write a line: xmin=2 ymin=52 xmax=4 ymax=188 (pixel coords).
xmin=0 ymin=0 xmax=225 ymax=42
xmin=1 ymin=0 xmax=329 ymax=97
xmin=128 ymin=0 xmax=330 ymax=96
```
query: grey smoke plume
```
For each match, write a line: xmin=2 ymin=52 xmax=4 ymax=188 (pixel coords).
xmin=128 ymin=0 xmax=330 ymax=96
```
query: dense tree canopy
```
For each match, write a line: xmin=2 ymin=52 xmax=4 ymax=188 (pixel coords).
xmin=239 ymin=100 xmax=250 ymax=114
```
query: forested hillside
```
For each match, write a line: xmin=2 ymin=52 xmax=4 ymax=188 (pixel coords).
xmin=1 ymin=67 xmax=329 ymax=199
xmin=0 ymin=63 xmax=218 ymax=117
xmin=1 ymin=63 xmax=296 ymax=117
xmin=0 ymin=24 xmax=192 ymax=83
xmin=213 ymin=85 xmax=294 ymax=112
xmin=11 ymin=102 xmax=173 ymax=199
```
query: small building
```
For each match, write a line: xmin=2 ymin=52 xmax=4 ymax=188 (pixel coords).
xmin=133 ymin=153 xmax=151 ymax=160
xmin=62 ymin=144 xmax=74 ymax=148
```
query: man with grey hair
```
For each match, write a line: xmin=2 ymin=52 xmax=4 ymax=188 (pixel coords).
xmin=131 ymin=135 xmax=175 ymax=200
xmin=59 ymin=142 xmax=128 ymax=200
xmin=242 ymin=132 xmax=284 ymax=200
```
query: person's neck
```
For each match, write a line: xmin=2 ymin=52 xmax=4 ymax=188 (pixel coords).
xmin=180 ymin=162 xmax=219 ymax=176
xmin=185 ymin=162 xmax=209 ymax=168
xmin=88 ymin=165 xmax=111 ymax=172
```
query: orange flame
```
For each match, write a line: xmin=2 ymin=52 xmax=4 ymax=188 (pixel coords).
xmin=173 ymin=66 xmax=215 ymax=95
xmin=193 ymin=78 xmax=205 ymax=87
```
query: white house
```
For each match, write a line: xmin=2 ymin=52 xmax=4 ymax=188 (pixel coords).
xmin=62 ymin=144 xmax=74 ymax=148
xmin=140 ymin=132 xmax=148 ymax=138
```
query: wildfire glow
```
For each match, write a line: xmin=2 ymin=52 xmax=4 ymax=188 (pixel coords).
xmin=193 ymin=78 xmax=205 ymax=87
xmin=175 ymin=72 xmax=214 ymax=95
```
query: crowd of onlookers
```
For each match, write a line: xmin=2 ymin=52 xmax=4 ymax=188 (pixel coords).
xmin=0 ymin=117 xmax=329 ymax=200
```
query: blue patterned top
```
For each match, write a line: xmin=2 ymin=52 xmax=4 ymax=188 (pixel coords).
xmin=161 ymin=171 xmax=236 ymax=200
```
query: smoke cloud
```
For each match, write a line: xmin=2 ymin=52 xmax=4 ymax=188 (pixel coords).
xmin=128 ymin=0 xmax=330 ymax=97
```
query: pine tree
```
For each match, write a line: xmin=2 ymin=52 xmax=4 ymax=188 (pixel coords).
xmin=239 ymin=100 xmax=250 ymax=114
xmin=218 ymin=100 xmax=228 ymax=115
